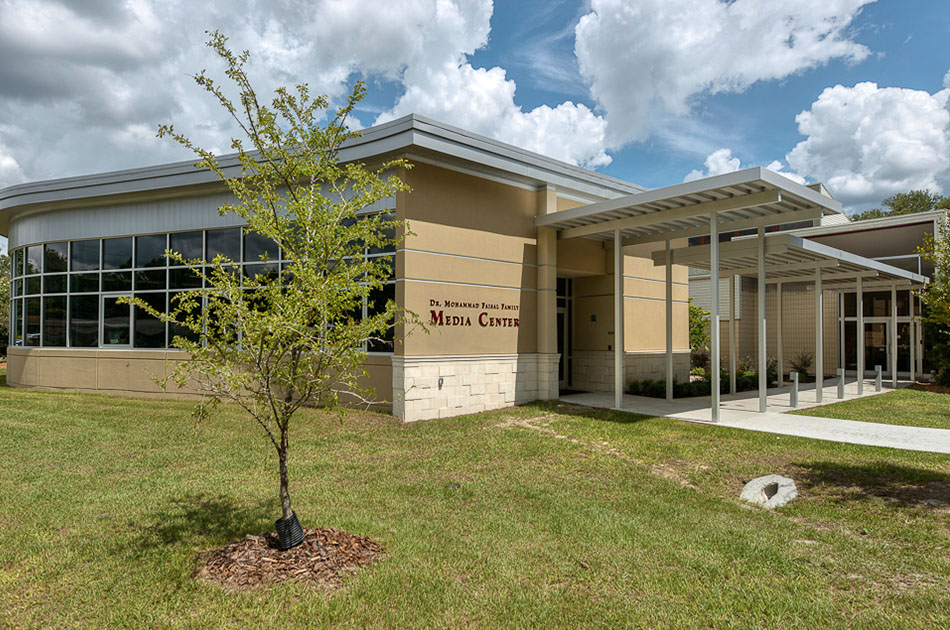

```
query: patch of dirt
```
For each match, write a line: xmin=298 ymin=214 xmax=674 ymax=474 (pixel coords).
xmin=910 ymin=382 xmax=950 ymax=395
xmin=494 ymin=412 xmax=698 ymax=490
xmin=196 ymin=527 xmax=384 ymax=592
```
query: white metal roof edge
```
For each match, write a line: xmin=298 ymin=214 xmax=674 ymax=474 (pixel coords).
xmin=0 ymin=113 xmax=645 ymax=216
xmin=537 ymin=167 xmax=843 ymax=228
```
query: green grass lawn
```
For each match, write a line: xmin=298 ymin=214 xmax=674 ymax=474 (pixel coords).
xmin=0 ymin=377 xmax=947 ymax=629
xmin=792 ymin=387 xmax=950 ymax=430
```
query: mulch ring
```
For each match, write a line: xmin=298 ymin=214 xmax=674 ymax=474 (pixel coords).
xmin=196 ymin=527 xmax=384 ymax=592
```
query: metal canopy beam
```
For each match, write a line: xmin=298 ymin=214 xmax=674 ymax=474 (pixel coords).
xmin=622 ymin=207 xmax=821 ymax=247
xmin=558 ymin=190 xmax=781 ymax=240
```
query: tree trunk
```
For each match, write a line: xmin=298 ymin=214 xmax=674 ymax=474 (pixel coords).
xmin=278 ymin=426 xmax=292 ymax=520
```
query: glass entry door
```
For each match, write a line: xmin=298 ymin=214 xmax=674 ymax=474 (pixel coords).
xmin=864 ymin=322 xmax=888 ymax=376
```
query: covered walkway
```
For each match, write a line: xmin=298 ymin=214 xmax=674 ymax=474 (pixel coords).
xmin=560 ymin=384 xmax=950 ymax=454
xmin=538 ymin=167 xmax=929 ymax=422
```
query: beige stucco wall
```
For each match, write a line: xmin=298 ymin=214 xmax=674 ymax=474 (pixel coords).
xmin=6 ymin=348 xmax=394 ymax=408
xmin=397 ymin=163 xmax=539 ymax=358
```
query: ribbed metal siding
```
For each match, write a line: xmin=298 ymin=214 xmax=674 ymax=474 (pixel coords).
xmin=8 ymin=190 xmax=395 ymax=249
xmin=688 ymin=274 xmax=741 ymax=320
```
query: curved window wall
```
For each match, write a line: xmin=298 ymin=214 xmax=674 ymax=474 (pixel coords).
xmin=9 ymin=220 xmax=396 ymax=353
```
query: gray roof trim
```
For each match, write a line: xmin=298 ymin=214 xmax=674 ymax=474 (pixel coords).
xmin=0 ymin=113 xmax=642 ymax=224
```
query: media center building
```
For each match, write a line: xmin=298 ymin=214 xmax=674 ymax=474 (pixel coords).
xmin=2 ymin=115 xmax=933 ymax=422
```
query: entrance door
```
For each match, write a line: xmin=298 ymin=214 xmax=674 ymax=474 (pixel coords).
xmin=865 ymin=322 xmax=888 ymax=376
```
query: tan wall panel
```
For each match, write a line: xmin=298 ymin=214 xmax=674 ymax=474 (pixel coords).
xmin=402 ymin=281 xmax=536 ymax=355
xmin=403 ymin=163 xmax=537 ymax=238
xmin=406 ymin=220 xmax=537 ymax=265
xmin=6 ymin=349 xmax=392 ymax=409
xmin=623 ymin=277 xmax=689 ymax=302
xmin=573 ymin=292 xmax=613 ymax=352
xmin=624 ymin=299 xmax=689 ymax=351
xmin=403 ymin=250 xmax=536 ymax=290
xmin=624 ymin=243 xmax=690 ymax=285
xmin=556 ymin=197 xmax=585 ymax=212
xmin=557 ymin=238 xmax=607 ymax=276
xmin=38 ymin=355 xmax=99 ymax=389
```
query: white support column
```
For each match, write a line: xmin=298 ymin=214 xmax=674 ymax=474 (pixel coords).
xmin=815 ymin=266 xmax=824 ymax=404
xmin=710 ymin=213 xmax=721 ymax=423
xmin=776 ymin=282 xmax=784 ymax=386
xmin=666 ymin=239 xmax=674 ymax=401
xmin=729 ymin=273 xmax=737 ymax=395
xmin=614 ymin=230 xmax=624 ymax=410
xmin=757 ymin=227 xmax=767 ymax=412
xmin=891 ymin=284 xmax=898 ymax=388
xmin=857 ymin=276 xmax=864 ymax=395
xmin=839 ymin=293 xmax=846 ymax=376
xmin=909 ymin=289 xmax=916 ymax=383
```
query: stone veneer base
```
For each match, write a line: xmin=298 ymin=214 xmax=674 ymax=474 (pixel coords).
xmin=392 ymin=354 xmax=559 ymax=422
xmin=571 ymin=350 xmax=691 ymax=393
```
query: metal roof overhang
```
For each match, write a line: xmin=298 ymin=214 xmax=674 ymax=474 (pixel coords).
xmin=536 ymin=167 xmax=843 ymax=245
xmin=651 ymin=233 xmax=929 ymax=289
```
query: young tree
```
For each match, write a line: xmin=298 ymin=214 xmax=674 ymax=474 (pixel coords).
xmin=688 ymin=297 xmax=710 ymax=353
xmin=126 ymin=32 xmax=413 ymax=549
xmin=918 ymin=219 xmax=950 ymax=384
xmin=0 ymin=253 xmax=9 ymax=351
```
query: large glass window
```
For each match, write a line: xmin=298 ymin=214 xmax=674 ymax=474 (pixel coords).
xmin=135 ymin=269 xmax=166 ymax=291
xmin=26 ymin=245 xmax=42 ymax=275
xmin=7 ymin=217 xmax=397 ymax=353
xmin=244 ymin=230 xmax=278 ymax=262
xmin=134 ymin=292 xmax=166 ymax=348
xmin=367 ymin=283 xmax=395 ymax=352
xmin=102 ymin=297 xmax=131 ymax=346
xmin=102 ymin=271 xmax=132 ymax=292
xmin=25 ymin=276 xmax=41 ymax=295
xmin=170 ymin=267 xmax=202 ymax=289
xmin=103 ymin=237 xmax=133 ymax=270
xmin=13 ymin=299 xmax=23 ymax=345
xmin=44 ymin=274 xmax=67 ymax=294
xmin=25 ymin=297 xmax=41 ymax=346
xmin=69 ymin=295 xmax=99 ymax=347
xmin=71 ymin=273 xmax=99 ymax=293
xmin=168 ymin=292 xmax=200 ymax=345
xmin=207 ymin=228 xmax=241 ymax=262
xmin=44 ymin=242 xmax=68 ymax=273
xmin=43 ymin=296 xmax=67 ymax=347
xmin=71 ymin=240 xmax=100 ymax=271
xmin=170 ymin=231 xmax=203 ymax=261
xmin=135 ymin=234 xmax=167 ymax=268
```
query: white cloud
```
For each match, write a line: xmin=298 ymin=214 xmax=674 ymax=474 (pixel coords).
xmin=786 ymin=80 xmax=950 ymax=207
xmin=0 ymin=0 xmax=616 ymax=186
xmin=377 ymin=62 xmax=612 ymax=168
xmin=684 ymin=148 xmax=806 ymax=185
xmin=0 ymin=146 xmax=26 ymax=190
xmin=575 ymin=0 xmax=875 ymax=145
xmin=372 ymin=2 xmax=612 ymax=168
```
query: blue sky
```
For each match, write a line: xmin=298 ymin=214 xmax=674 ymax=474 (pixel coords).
xmin=1 ymin=0 xmax=948 ymax=245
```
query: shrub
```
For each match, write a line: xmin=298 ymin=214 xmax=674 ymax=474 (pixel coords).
xmin=789 ymin=350 xmax=814 ymax=377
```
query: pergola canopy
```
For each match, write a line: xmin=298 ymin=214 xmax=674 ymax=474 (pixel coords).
xmin=652 ymin=233 xmax=929 ymax=288
xmin=536 ymin=167 xmax=843 ymax=245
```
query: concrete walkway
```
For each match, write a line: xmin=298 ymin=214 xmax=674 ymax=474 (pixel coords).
xmin=560 ymin=380 xmax=950 ymax=454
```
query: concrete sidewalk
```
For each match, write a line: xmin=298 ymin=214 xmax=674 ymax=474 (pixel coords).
xmin=560 ymin=383 xmax=950 ymax=454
